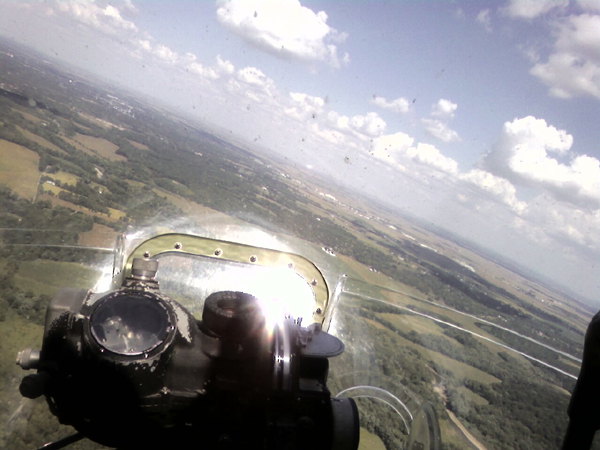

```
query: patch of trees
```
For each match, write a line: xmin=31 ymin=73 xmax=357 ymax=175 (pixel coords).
xmin=0 ymin=259 xmax=49 ymax=325
xmin=460 ymin=378 xmax=570 ymax=450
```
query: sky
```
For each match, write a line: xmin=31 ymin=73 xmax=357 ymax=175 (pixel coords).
xmin=0 ymin=0 xmax=599 ymax=303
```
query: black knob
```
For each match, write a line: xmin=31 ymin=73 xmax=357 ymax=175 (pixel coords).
xmin=202 ymin=291 xmax=264 ymax=339
xmin=19 ymin=372 xmax=50 ymax=399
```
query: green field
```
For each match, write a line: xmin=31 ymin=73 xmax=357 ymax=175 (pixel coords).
xmin=358 ymin=428 xmax=386 ymax=450
xmin=12 ymin=108 xmax=43 ymax=124
xmin=15 ymin=126 xmax=64 ymax=154
xmin=41 ymin=183 xmax=63 ymax=196
xmin=47 ymin=170 xmax=80 ymax=186
xmin=73 ymin=133 xmax=125 ymax=161
xmin=12 ymin=259 xmax=102 ymax=297
xmin=380 ymin=312 xmax=447 ymax=337
xmin=373 ymin=322 xmax=501 ymax=385
xmin=107 ymin=207 xmax=126 ymax=220
xmin=456 ymin=386 xmax=489 ymax=406
xmin=0 ymin=139 xmax=40 ymax=199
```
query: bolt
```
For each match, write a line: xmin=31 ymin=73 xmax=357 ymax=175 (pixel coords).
xmin=174 ymin=242 xmax=182 ymax=250
xmin=143 ymin=251 xmax=150 ymax=258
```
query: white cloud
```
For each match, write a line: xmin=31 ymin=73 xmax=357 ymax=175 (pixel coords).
xmin=216 ymin=55 xmax=235 ymax=75
xmin=371 ymin=133 xmax=458 ymax=175
xmin=431 ymin=98 xmax=458 ymax=119
xmin=230 ymin=66 xmax=279 ymax=105
xmin=577 ymin=0 xmax=600 ymax=12
xmin=215 ymin=0 xmax=348 ymax=68
xmin=501 ymin=0 xmax=569 ymax=19
xmin=349 ymin=112 xmax=386 ymax=137
xmin=370 ymin=95 xmax=411 ymax=114
xmin=237 ymin=66 xmax=269 ymax=86
xmin=421 ymin=119 xmax=461 ymax=143
xmin=120 ymin=0 xmax=139 ymax=16
xmin=56 ymin=0 xmax=138 ymax=34
xmin=460 ymin=169 xmax=527 ymax=213
xmin=136 ymin=39 xmax=151 ymax=52
xmin=406 ymin=143 xmax=459 ymax=174
xmin=187 ymin=62 xmax=219 ymax=79
xmin=476 ymin=9 xmax=493 ymax=32
xmin=284 ymin=92 xmax=325 ymax=121
xmin=526 ymin=195 xmax=600 ymax=250
xmin=154 ymin=44 xmax=178 ymax=63
xmin=421 ymin=99 xmax=460 ymax=143
xmin=480 ymin=116 xmax=600 ymax=209
xmin=321 ymin=111 xmax=388 ymax=141
xmin=370 ymin=132 xmax=414 ymax=158
xmin=530 ymin=13 xmax=600 ymax=99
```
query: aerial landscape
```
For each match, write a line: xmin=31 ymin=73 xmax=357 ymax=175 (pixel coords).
xmin=0 ymin=37 xmax=597 ymax=450
xmin=1 ymin=0 xmax=599 ymax=449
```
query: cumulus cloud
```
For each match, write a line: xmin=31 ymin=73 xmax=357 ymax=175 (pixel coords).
xmin=284 ymin=92 xmax=325 ymax=121
xmin=215 ymin=0 xmax=348 ymax=68
xmin=120 ymin=0 xmax=139 ymax=16
xmin=154 ymin=44 xmax=178 ymax=63
xmin=321 ymin=111 xmax=387 ymax=141
xmin=526 ymin=194 xmax=600 ymax=250
xmin=56 ymin=0 xmax=138 ymax=34
xmin=476 ymin=9 xmax=493 ymax=32
xmin=480 ymin=116 xmax=600 ymax=209
xmin=421 ymin=119 xmax=461 ymax=143
xmin=227 ymin=66 xmax=280 ymax=105
xmin=406 ymin=143 xmax=459 ymax=174
xmin=371 ymin=133 xmax=458 ymax=174
xmin=349 ymin=112 xmax=387 ymax=137
xmin=421 ymin=99 xmax=460 ymax=143
xmin=370 ymin=95 xmax=411 ymax=114
xmin=460 ymin=169 xmax=527 ymax=213
xmin=216 ymin=55 xmax=235 ymax=75
xmin=530 ymin=13 xmax=600 ymax=99
xmin=432 ymin=99 xmax=458 ymax=118
xmin=132 ymin=37 xmax=224 ymax=80
xmin=501 ymin=0 xmax=569 ymax=19
xmin=186 ymin=55 xmax=233 ymax=80
xmin=188 ymin=62 xmax=219 ymax=79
